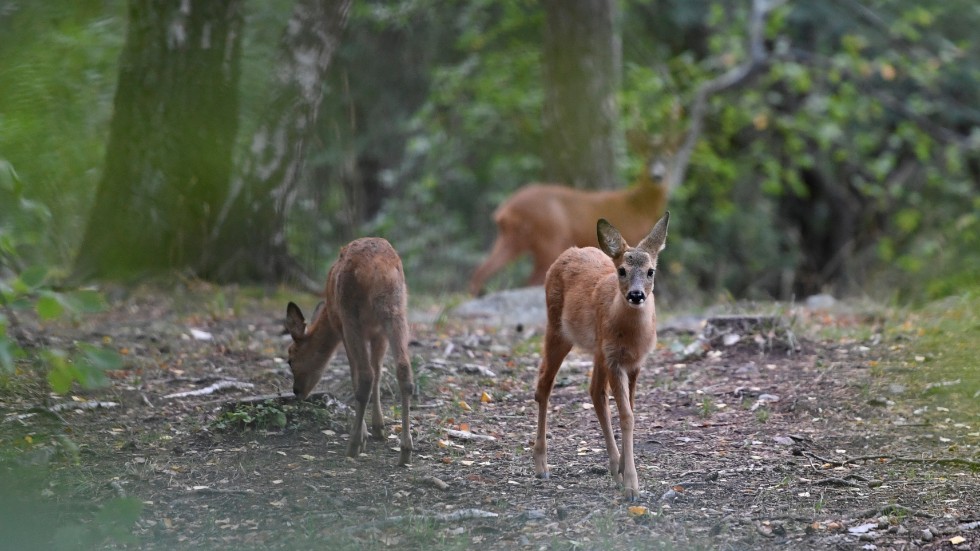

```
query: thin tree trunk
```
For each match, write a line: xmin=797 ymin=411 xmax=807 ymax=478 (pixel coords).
xmin=540 ymin=0 xmax=621 ymax=190
xmin=74 ymin=0 xmax=243 ymax=280
xmin=209 ymin=0 xmax=351 ymax=286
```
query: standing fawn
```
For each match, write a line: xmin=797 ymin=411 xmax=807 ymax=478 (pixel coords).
xmin=284 ymin=237 xmax=414 ymax=465
xmin=533 ymin=213 xmax=669 ymax=500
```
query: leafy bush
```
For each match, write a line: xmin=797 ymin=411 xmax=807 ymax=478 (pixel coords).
xmin=0 ymin=160 xmax=121 ymax=391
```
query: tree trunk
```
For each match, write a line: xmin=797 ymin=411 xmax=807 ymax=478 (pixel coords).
xmin=208 ymin=0 xmax=351 ymax=286
xmin=540 ymin=0 xmax=621 ymax=190
xmin=74 ymin=0 xmax=243 ymax=280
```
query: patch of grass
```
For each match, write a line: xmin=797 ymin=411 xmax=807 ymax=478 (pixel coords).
xmin=212 ymin=401 xmax=302 ymax=432
xmin=890 ymin=292 xmax=980 ymax=420
xmin=755 ymin=408 xmax=770 ymax=423
xmin=813 ymin=493 xmax=826 ymax=514
xmin=698 ymin=396 xmax=714 ymax=418
xmin=511 ymin=333 xmax=542 ymax=357
xmin=413 ymin=355 xmax=432 ymax=396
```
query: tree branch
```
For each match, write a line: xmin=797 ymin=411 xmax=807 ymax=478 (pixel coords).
xmin=669 ymin=0 xmax=785 ymax=194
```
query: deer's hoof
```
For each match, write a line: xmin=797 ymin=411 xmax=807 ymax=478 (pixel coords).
xmin=536 ymin=471 xmax=551 ymax=480
xmin=623 ymin=488 xmax=639 ymax=502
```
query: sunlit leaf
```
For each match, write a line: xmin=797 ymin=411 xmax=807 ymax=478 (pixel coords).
xmin=15 ymin=266 xmax=48 ymax=291
xmin=36 ymin=292 xmax=64 ymax=321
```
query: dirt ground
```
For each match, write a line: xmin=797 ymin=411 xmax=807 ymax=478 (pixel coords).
xmin=2 ymin=284 xmax=978 ymax=550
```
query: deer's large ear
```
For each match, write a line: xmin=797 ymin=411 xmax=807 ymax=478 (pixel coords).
xmin=638 ymin=211 xmax=669 ymax=256
xmin=285 ymin=302 xmax=307 ymax=340
xmin=597 ymin=218 xmax=629 ymax=260
xmin=311 ymin=300 xmax=325 ymax=322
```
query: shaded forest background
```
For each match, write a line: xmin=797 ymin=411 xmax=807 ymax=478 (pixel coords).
xmin=1 ymin=0 xmax=978 ymax=303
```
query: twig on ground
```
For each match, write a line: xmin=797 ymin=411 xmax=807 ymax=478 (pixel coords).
xmin=346 ymin=508 xmax=498 ymax=533
xmin=802 ymin=450 xmax=980 ymax=470
xmin=164 ymin=379 xmax=255 ymax=399
xmin=47 ymin=401 xmax=119 ymax=413
xmin=445 ymin=429 xmax=497 ymax=442
xmin=812 ymin=477 xmax=863 ymax=488
xmin=203 ymin=392 xmax=296 ymax=407
xmin=190 ymin=486 xmax=255 ymax=495
xmin=855 ymin=504 xmax=934 ymax=519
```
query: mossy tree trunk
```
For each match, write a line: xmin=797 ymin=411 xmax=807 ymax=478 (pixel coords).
xmin=74 ymin=0 xmax=243 ymax=280
xmin=540 ymin=0 xmax=621 ymax=190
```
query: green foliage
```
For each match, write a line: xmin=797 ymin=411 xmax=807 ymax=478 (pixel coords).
xmin=214 ymin=402 xmax=288 ymax=431
xmin=0 ymin=160 xmax=120 ymax=391
xmin=620 ymin=1 xmax=980 ymax=300
xmin=0 ymin=1 xmax=126 ymax=266
xmin=378 ymin=1 xmax=545 ymax=291
xmin=211 ymin=400 xmax=349 ymax=432
xmin=0 ymin=462 xmax=142 ymax=550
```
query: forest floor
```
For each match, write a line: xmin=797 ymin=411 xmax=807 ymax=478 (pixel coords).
xmin=1 ymin=283 xmax=978 ymax=550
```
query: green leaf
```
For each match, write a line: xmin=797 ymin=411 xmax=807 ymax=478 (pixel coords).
xmin=16 ymin=266 xmax=48 ymax=291
xmin=0 ymin=337 xmax=17 ymax=374
xmin=65 ymin=289 xmax=107 ymax=313
xmin=93 ymin=497 xmax=144 ymax=542
xmin=45 ymin=350 xmax=75 ymax=394
xmin=0 ymin=159 xmax=22 ymax=193
xmin=36 ymin=292 xmax=64 ymax=321
xmin=77 ymin=343 xmax=123 ymax=371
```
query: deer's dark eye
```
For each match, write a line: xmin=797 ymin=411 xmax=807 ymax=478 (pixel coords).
xmin=647 ymin=268 xmax=655 ymax=278
xmin=617 ymin=267 xmax=627 ymax=277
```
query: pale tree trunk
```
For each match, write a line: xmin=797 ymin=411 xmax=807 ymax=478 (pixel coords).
xmin=74 ymin=0 xmax=243 ymax=280
xmin=540 ymin=0 xmax=621 ymax=190
xmin=208 ymin=0 xmax=352 ymax=286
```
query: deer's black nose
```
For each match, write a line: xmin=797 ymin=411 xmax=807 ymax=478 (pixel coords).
xmin=626 ymin=290 xmax=646 ymax=305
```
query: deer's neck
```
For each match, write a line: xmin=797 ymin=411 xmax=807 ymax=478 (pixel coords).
xmin=625 ymin=179 xmax=667 ymax=210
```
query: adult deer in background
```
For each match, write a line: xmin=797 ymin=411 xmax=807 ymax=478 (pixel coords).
xmin=533 ymin=213 xmax=669 ymax=500
xmin=284 ymin=237 xmax=414 ymax=465
xmin=468 ymin=132 xmax=675 ymax=296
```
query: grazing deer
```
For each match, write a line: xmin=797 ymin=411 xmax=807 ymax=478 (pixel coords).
xmin=468 ymin=132 xmax=675 ymax=296
xmin=532 ymin=213 xmax=669 ymax=501
xmin=284 ymin=237 xmax=414 ymax=465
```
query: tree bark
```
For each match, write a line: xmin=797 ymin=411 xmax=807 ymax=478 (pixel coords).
xmin=74 ymin=0 xmax=243 ymax=280
xmin=208 ymin=0 xmax=351 ymax=286
xmin=540 ymin=0 xmax=621 ymax=190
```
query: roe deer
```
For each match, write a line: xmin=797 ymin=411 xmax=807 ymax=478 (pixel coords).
xmin=533 ymin=213 xmax=669 ymax=500
xmin=468 ymin=132 xmax=675 ymax=296
xmin=284 ymin=237 xmax=414 ymax=465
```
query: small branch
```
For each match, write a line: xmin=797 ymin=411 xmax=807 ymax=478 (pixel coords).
xmin=205 ymin=392 xmax=298 ymax=407
xmin=445 ymin=429 xmax=497 ymax=442
xmin=669 ymin=0 xmax=786 ymax=193
xmin=855 ymin=504 xmax=934 ymax=519
xmin=163 ymin=379 xmax=255 ymax=399
xmin=346 ymin=508 xmax=498 ymax=533
xmin=190 ymin=486 xmax=255 ymax=495
xmin=812 ymin=477 xmax=862 ymax=488
xmin=48 ymin=400 xmax=120 ymax=413
xmin=802 ymin=450 xmax=980 ymax=470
